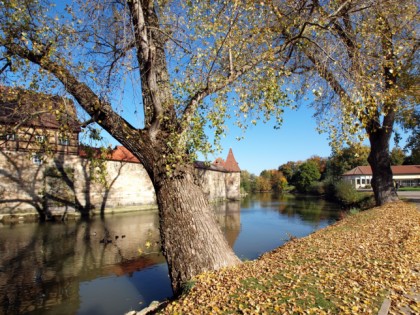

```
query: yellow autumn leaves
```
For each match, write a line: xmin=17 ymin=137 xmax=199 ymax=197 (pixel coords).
xmin=160 ymin=201 xmax=420 ymax=314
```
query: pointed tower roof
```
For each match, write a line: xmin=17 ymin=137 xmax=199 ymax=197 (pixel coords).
xmin=223 ymin=148 xmax=241 ymax=172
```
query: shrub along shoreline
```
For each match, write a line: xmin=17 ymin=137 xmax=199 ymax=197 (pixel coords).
xmin=156 ymin=202 xmax=420 ymax=314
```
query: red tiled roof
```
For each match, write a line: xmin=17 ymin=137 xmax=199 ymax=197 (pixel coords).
xmin=109 ymin=146 xmax=140 ymax=163
xmin=213 ymin=157 xmax=225 ymax=166
xmin=343 ymin=166 xmax=372 ymax=176
xmin=79 ymin=145 xmax=140 ymax=163
xmin=80 ymin=145 xmax=241 ymax=172
xmin=343 ymin=165 xmax=420 ymax=176
xmin=194 ymin=161 xmax=228 ymax=172
xmin=207 ymin=148 xmax=241 ymax=172
xmin=223 ymin=148 xmax=241 ymax=172
xmin=78 ymin=146 xmax=107 ymax=159
xmin=391 ymin=165 xmax=420 ymax=175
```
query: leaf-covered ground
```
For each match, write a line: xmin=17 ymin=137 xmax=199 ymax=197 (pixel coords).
xmin=159 ymin=202 xmax=420 ymax=314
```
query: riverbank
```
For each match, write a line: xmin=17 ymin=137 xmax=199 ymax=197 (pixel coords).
xmin=155 ymin=201 xmax=420 ymax=314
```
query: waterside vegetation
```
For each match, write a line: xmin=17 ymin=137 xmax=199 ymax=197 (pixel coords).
xmin=242 ymin=143 xmax=420 ymax=208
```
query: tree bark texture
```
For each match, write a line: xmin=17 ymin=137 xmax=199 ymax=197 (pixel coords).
xmin=367 ymin=128 xmax=399 ymax=206
xmin=153 ymin=166 xmax=241 ymax=294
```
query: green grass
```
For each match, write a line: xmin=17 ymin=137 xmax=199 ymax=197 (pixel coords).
xmin=398 ymin=186 xmax=420 ymax=191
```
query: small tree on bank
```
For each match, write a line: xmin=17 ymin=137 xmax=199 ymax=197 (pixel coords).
xmin=0 ymin=0 xmax=294 ymax=293
xmin=292 ymin=160 xmax=321 ymax=193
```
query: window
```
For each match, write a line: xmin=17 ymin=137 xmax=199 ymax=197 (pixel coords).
xmin=6 ymin=133 xmax=16 ymax=141
xmin=35 ymin=135 xmax=46 ymax=143
xmin=32 ymin=153 xmax=43 ymax=165
xmin=362 ymin=179 xmax=366 ymax=184
xmin=357 ymin=179 xmax=360 ymax=185
xmin=58 ymin=137 xmax=70 ymax=146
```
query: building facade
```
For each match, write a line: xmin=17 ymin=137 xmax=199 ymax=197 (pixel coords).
xmin=0 ymin=86 xmax=80 ymax=156
xmin=342 ymin=165 xmax=420 ymax=189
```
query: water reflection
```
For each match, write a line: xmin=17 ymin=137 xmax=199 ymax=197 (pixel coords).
xmin=214 ymin=201 xmax=241 ymax=248
xmin=0 ymin=194 xmax=339 ymax=314
xmin=234 ymin=193 xmax=340 ymax=259
xmin=0 ymin=211 xmax=168 ymax=314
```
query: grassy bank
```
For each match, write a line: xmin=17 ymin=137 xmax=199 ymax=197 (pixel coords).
xmin=159 ymin=202 xmax=420 ymax=314
xmin=398 ymin=187 xmax=420 ymax=191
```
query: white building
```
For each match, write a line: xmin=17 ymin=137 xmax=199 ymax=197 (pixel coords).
xmin=343 ymin=165 xmax=420 ymax=189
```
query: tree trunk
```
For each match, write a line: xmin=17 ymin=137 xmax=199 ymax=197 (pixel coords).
xmin=367 ymin=128 xmax=399 ymax=206
xmin=154 ymin=166 xmax=241 ymax=294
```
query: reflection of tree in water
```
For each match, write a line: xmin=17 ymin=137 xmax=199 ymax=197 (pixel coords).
xmin=0 ymin=197 xmax=337 ymax=314
xmin=0 ymin=212 xmax=164 ymax=314
xmin=277 ymin=194 xmax=340 ymax=223
xmin=240 ymin=195 xmax=252 ymax=208
xmin=258 ymin=192 xmax=276 ymax=205
xmin=240 ymin=193 xmax=340 ymax=225
xmin=0 ymin=223 xmax=80 ymax=314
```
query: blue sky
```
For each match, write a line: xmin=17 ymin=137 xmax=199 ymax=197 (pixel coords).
xmin=209 ymin=106 xmax=331 ymax=175
xmin=51 ymin=1 xmax=331 ymax=175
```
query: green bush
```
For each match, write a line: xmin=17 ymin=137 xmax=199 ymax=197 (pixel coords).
xmin=333 ymin=180 xmax=361 ymax=206
xmin=290 ymin=176 xmax=376 ymax=209
xmin=308 ymin=181 xmax=325 ymax=195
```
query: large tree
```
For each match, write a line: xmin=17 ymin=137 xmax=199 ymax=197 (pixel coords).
xmin=268 ymin=0 xmax=418 ymax=205
xmin=0 ymin=0 xmax=293 ymax=293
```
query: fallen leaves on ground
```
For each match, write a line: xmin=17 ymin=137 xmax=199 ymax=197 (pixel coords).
xmin=159 ymin=201 xmax=420 ymax=314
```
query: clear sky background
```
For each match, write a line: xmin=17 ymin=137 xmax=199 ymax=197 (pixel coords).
xmin=207 ymin=106 xmax=332 ymax=175
xmin=48 ymin=1 xmax=407 ymax=176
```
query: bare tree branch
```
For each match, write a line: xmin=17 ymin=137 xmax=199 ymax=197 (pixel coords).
xmin=4 ymin=42 xmax=142 ymax=150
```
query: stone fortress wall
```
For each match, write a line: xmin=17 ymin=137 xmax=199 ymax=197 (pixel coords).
xmin=0 ymin=150 xmax=241 ymax=222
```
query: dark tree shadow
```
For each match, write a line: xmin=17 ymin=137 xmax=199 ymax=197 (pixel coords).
xmin=0 ymin=151 xmax=50 ymax=221
xmin=0 ymin=151 xmax=125 ymax=221
xmin=99 ymin=160 xmax=125 ymax=218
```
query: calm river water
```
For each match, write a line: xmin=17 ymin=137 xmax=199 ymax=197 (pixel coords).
xmin=0 ymin=194 xmax=340 ymax=315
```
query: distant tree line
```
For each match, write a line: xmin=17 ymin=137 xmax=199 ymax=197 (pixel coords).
xmin=241 ymin=142 xmax=419 ymax=198
xmin=241 ymin=169 xmax=287 ymax=194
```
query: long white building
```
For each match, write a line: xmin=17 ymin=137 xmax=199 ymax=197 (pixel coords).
xmin=343 ymin=165 xmax=420 ymax=189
